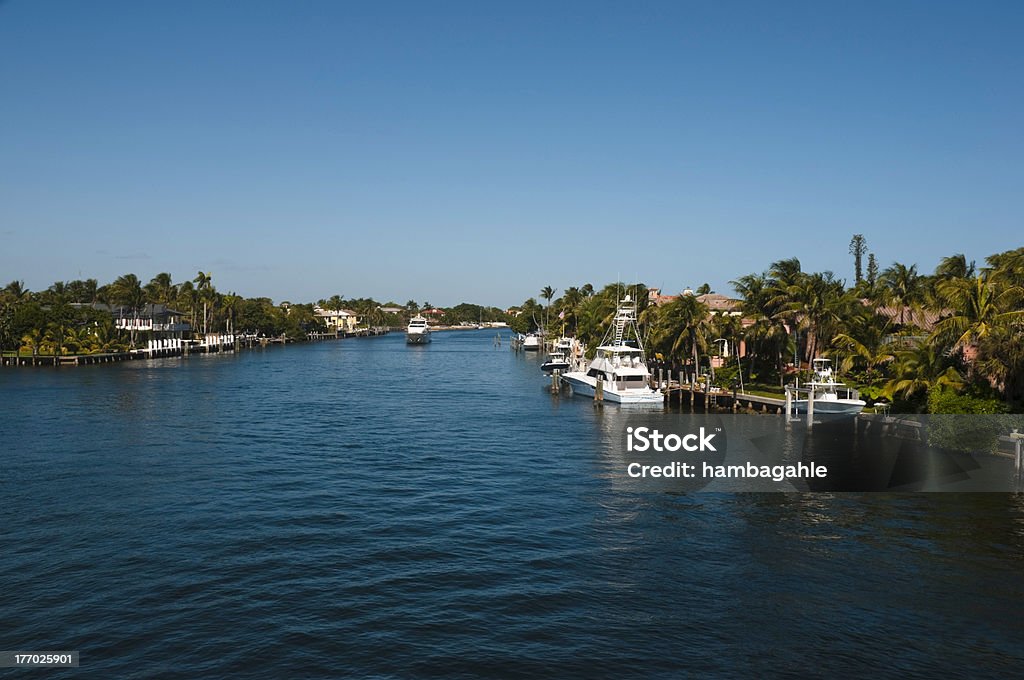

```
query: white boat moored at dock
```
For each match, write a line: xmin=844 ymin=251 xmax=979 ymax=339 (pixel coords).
xmin=560 ymin=294 xmax=662 ymax=405
xmin=791 ymin=359 xmax=866 ymax=415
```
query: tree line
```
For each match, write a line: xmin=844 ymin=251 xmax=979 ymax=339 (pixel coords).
xmin=512 ymin=243 xmax=1024 ymax=413
xmin=0 ymin=272 xmax=518 ymax=360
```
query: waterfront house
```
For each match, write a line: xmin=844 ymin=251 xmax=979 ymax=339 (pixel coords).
xmin=646 ymin=288 xmax=743 ymax=316
xmin=79 ymin=303 xmax=192 ymax=339
xmin=314 ymin=307 xmax=360 ymax=332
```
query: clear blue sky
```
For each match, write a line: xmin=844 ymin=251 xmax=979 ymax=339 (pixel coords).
xmin=2 ymin=0 xmax=1021 ymax=307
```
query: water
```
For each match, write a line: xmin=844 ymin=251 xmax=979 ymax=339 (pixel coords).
xmin=2 ymin=331 xmax=1024 ymax=678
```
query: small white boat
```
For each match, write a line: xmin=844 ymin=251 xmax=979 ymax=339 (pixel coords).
xmin=541 ymin=350 xmax=570 ymax=374
xmin=793 ymin=359 xmax=866 ymax=415
xmin=522 ymin=332 xmax=542 ymax=352
xmin=561 ymin=294 xmax=662 ymax=405
xmin=406 ymin=316 xmax=432 ymax=344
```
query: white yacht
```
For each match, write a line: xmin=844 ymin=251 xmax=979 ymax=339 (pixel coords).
xmin=561 ymin=294 xmax=662 ymax=405
xmin=406 ymin=316 xmax=432 ymax=344
xmin=522 ymin=332 xmax=542 ymax=352
xmin=793 ymin=358 xmax=866 ymax=415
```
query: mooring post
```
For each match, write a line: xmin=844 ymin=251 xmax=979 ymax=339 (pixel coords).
xmin=785 ymin=387 xmax=793 ymax=422
xmin=1017 ymin=438 xmax=1023 ymax=490
xmin=806 ymin=385 xmax=815 ymax=429
xmin=595 ymin=377 xmax=604 ymax=406
xmin=1011 ymin=430 xmax=1024 ymax=491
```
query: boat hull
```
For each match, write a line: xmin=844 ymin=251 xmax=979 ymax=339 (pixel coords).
xmin=406 ymin=332 xmax=431 ymax=344
xmin=561 ymin=373 xmax=663 ymax=405
xmin=794 ymin=399 xmax=865 ymax=415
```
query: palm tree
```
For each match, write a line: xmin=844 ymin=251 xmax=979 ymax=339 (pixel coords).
xmin=3 ymin=280 xmax=30 ymax=304
xmin=651 ymin=294 xmax=710 ymax=382
xmin=193 ymin=271 xmax=213 ymax=336
xmin=829 ymin=308 xmax=894 ymax=379
xmin=561 ymin=286 xmax=583 ymax=333
xmin=221 ymin=293 xmax=241 ymax=334
xmin=931 ymin=274 xmax=1024 ymax=352
xmin=985 ymin=247 xmax=1024 ymax=289
xmin=46 ymin=281 xmax=75 ymax=358
xmin=21 ymin=326 xmax=49 ymax=363
xmin=879 ymin=262 xmax=924 ymax=327
xmin=783 ymin=271 xmax=849 ymax=364
xmin=145 ymin=272 xmax=175 ymax=304
xmin=732 ymin=271 xmax=790 ymax=383
xmin=883 ymin=342 xmax=963 ymax=402
xmin=934 ymin=254 xmax=975 ymax=280
xmin=110 ymin=274 xmax=146 ymax=347
xmin=766 ymin=258 xmax=804 ymax=367
xmin=540 ymin=285 xmax=556 ymax=331
xmin=177 ymin=280 xmax=199 ymax=332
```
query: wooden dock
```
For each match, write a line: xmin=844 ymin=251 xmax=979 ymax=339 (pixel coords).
xmin=1 ymin=327 xmax=391 ymax=367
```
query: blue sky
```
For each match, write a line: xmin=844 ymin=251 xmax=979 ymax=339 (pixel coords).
xmin=1 ymin=1 xmax=1021 ymax=306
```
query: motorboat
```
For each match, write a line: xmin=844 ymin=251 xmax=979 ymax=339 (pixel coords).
xmin=560 ymin=294 xmax=662 ymax=405
xmin=793 ymin=358 xmax=866 ymax=415
xmin=406 ymin=316 xmax=432 ymax=344
xmin=541 ymin=350 xmax=571 ymax=374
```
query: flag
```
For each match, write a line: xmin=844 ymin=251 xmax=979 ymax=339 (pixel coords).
xmin=558 ymin=311 xmax=565 ymax=319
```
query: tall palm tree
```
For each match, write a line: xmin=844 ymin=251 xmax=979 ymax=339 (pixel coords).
xmin=561 ymin=286 xmax=583 ymax=333
xmin=193 ymin=271 xmax=214 ymax=336
xmin=111 ymin=274 xmax=146 ymax=347
xmin=783 ymin=271 xmax=849 ymax=364
xmin=540 ymin=285 xmax=556 ymax=331
xmin=146 ymin=272 xmax=175 ymax=304
xmin=879 ymin=262 xmax=924 ymax=327
xmin=766 ymin=258 xmax=804 ymax=367
xmin=651 ymin=295 xmax=710 ymax=381
xmin=178 ymin=280 xmax=199 ymax=332
xmin=732 ymin=271 xmax=790 ymax=382
xmin=221 ymin=293 xmax=241 ymax=334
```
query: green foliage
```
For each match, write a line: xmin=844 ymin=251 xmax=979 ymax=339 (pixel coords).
xmin=927 ymin=388 xmax=1007 ymax=415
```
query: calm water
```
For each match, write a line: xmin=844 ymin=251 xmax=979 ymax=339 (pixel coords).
xmin=2 ymin=331 xmax=1024 ymax=678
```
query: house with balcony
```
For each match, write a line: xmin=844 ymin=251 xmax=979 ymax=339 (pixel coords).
xmin=314 ymin=307 xmax=360 ymax=332
xmin=79 ymin=303 xmax=192 ymax=338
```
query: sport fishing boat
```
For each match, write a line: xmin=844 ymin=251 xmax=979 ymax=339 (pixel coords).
xmin=406 ymin=315 xmax=432 ymax=344
xmin=793 ymin=358 xmax=866 ymax=415
xmin=560 ymin=294 xmax=662 ymax=405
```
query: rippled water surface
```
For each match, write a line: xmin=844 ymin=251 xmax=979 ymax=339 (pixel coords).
xmin=3 ymin=331 xmax=1024 ymax=678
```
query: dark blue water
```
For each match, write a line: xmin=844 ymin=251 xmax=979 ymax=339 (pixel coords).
xmin=3 ymin=331 xmax=1024 ymax=678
